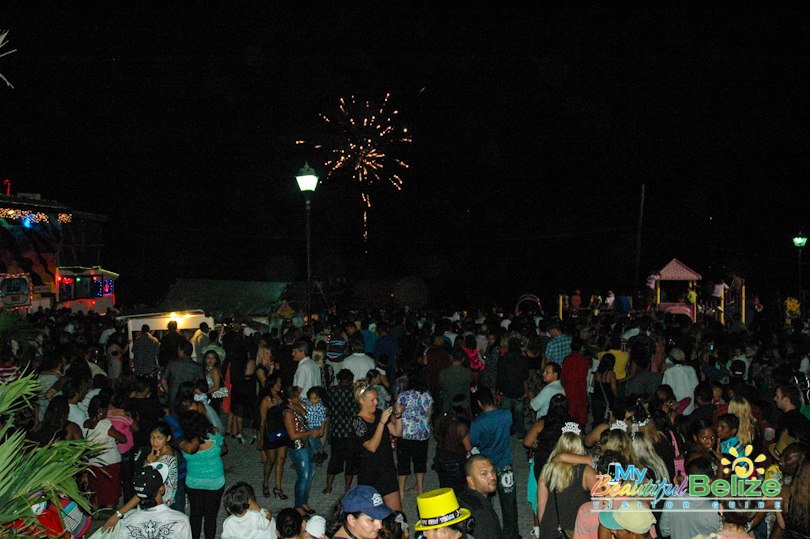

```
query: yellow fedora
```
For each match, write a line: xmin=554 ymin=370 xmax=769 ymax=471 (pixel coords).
xmin=769 ymin=429 xmax=798 ymax=461
xmin=414 ymin=488 xmax=472 ymax=531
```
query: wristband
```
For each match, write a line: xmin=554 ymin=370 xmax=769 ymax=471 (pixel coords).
xmin=116 ymin=510 xmax=124 ymax=519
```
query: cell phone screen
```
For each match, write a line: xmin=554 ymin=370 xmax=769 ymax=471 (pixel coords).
xmin=607 ymin=462 xmax=620 ymax=485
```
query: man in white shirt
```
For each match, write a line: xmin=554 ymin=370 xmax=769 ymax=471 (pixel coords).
xmin=104 ymin=462 xmax=191 ymax=539
xmin=292 ymin=341 xmax=321 ymax=397
xmin=530 ymin=363 xmax=565 ymax=419
xmin=661 ymin=348 xmax=699 ymax=415
xmin=190 ymin=322 xmax=210 ymax=363
xmin=340 ymin=338 xmax=376 ymax=383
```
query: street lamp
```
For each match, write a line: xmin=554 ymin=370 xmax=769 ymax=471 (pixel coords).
xmin=794 ymin=231 xmax=807 ymax=317
xmin=296 ymin=163 xmax=318 ymax=323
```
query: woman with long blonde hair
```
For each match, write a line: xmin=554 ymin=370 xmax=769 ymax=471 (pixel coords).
xmin=728 ymin=397 xmax=760 ymax=452
xmin=632 ymin=430 xmax=671 ymax=483
xmin=550 ymin=422 xmax=642 ymax=473
xmin=537 ymin=425 xmax=597 ymax=539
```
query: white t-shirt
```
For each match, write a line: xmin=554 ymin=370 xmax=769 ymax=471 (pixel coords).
xmin=293 ymin=357 xmax=321 ymax=396
xmin=88 ymin=418 xmax=121 ymax=466
xmin=341 ymin=353 xmax=376 ymax=383
xmin=99 ymin=328 xmax=116 ymax=346
xmin=530 ymin=380 xmax=565 ymax=419
xmin=90 ymin=504 xmax=191 ymax=539
xmin=79 ymin=388 xmax=101 ymax=414
xmin=222 ymin=509 xmax=277 ymax=539
xmin=661 ymin=365 xmax=699 ymax=415
xmin=712 ymin=283 xmax=729 ymax=298
xmin=68 ymin=403 xmax=89 ymax=436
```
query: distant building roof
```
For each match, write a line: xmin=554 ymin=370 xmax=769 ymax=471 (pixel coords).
xmin=158 ymin=279 xmax=290 ymax=319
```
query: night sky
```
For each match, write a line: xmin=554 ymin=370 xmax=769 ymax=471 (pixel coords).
xmin=1 ymin=4 xmax=809 ymax=310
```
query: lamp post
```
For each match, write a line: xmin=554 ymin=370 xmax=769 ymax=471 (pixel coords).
xmin=296 ymin=163 xmax=318 ymax=323
xmin=795 ymin=232 xmax=807 ymax=317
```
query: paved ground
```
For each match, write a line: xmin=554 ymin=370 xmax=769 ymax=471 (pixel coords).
xmin=87 ymin=423 xmax=536 ymax=538
xmin=209 ymin=427 xmax=536 ymax=538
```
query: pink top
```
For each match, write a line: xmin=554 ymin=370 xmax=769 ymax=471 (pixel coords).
xmin=107 ymin=409 xmax=134 ymax=454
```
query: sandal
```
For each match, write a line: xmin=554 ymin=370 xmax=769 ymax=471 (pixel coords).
xmin=273 ymin=488 xmax=289 ymax=500
xmin=263 ymin=485 xmax=270 ymax=498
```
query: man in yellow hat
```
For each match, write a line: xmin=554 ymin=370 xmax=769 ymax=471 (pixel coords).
xmin=414 ymin=488 xmax=473 ymax=539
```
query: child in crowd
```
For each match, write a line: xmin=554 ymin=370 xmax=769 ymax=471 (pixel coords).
xmin=717 ymin=413 xmax=743 ymax=455
xmin=194 ymin=378 xmax=225 ymax=433
xmin=711 ymin=381 xmax=725 ymax=405
xmin=222 ymin=482 xmax=276 ymax=539
xmin=84 ymin=394 xmax=126 ymax=511
xmin=301 ymin=387 xmax=328 ymax=465
xmin=305 ymin=515 xmax=327 ymax=539
xmin=367 ymin=369 xmax=391 ymax=411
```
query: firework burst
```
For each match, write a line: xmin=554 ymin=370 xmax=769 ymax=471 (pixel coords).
xmin=298 ymin=93 xmax=411 ymax=247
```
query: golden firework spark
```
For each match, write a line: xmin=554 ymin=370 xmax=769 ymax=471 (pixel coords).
xmin=298 ymin=94 xmax=411 ymax=247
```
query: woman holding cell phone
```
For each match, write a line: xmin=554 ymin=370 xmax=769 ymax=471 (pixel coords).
xmin=353 ymin=380 xmax=404 ymax=511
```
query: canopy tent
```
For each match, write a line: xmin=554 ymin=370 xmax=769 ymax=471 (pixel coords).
xmin=158 ymin=279 xmax=289 ymax=320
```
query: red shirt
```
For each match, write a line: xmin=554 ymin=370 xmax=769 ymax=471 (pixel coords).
xmin=561 ymin=352 xmax=590 ymax=425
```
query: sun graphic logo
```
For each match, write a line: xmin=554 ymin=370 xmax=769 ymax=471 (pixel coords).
xmin=721 ymin=445 xmax=767 ymax=478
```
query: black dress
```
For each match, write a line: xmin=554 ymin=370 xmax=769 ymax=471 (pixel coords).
xmin=263 ymin=398 xmax=288 ymax=451
xmin=230 ymin=358 xmax=256 ymax=419
xmin=353 ymin=409 xmax=398 ymax=496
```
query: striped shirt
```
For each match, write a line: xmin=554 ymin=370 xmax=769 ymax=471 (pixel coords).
xmin=0 ymin=365 xmax=19 ymax=385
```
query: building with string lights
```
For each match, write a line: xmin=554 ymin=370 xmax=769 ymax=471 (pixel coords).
xmin=0 ymin=193 xmax=118 ymax=313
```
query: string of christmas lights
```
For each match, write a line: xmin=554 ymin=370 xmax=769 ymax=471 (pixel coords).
xmin=0 ymin=208 xmax=72 ymax=224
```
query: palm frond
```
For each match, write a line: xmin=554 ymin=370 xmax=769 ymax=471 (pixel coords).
xmin=0 ymin=30 xmax=15 ymax=89
xmin=0 ymin=375 xmax=97 ymax=536
xmin=0 ymin=312 xmax=36 ymax=360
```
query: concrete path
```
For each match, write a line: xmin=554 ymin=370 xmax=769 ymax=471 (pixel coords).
xmin=211 ymin=430 xmax=535 ymax=538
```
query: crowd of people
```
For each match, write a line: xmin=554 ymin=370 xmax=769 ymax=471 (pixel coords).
xmin=4 ymin=302 xmax=810 ymax=539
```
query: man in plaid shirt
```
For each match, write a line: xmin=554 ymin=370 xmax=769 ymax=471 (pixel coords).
xmin=543 ymin=322 xmax=572 ymax=366
xmin=132 ymin=324 xmax=160 ymax=376
xmin=322 ymin=368 xmax=360 ymax=495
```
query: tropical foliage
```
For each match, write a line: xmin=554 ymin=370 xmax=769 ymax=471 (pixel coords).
xmin=0 ymin=313 xmax=95 ymax=538
xmin=0 ymin=311 xmax=38 ymax=362
xmin=0 ymin=29 xmax=14 ymax=89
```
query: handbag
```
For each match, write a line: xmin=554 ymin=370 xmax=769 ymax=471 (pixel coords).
xmin=553 ymin=490 xmax=570 ymax=539
xmin=211 ymin=387 xmax=228 ymax=399
xmin=266 ymin=429 xmax=288 ymax=442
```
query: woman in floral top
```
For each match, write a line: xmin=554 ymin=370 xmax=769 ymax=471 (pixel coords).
xmin=395 ymin=368 xmax=434 ymax=498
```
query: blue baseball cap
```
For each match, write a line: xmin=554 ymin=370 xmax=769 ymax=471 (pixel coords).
xmin=343 ymin=486 xmax=393 ymax=520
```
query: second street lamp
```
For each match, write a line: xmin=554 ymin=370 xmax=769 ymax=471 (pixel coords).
xmin=794 ymin=231 xmax=807 ymax=317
